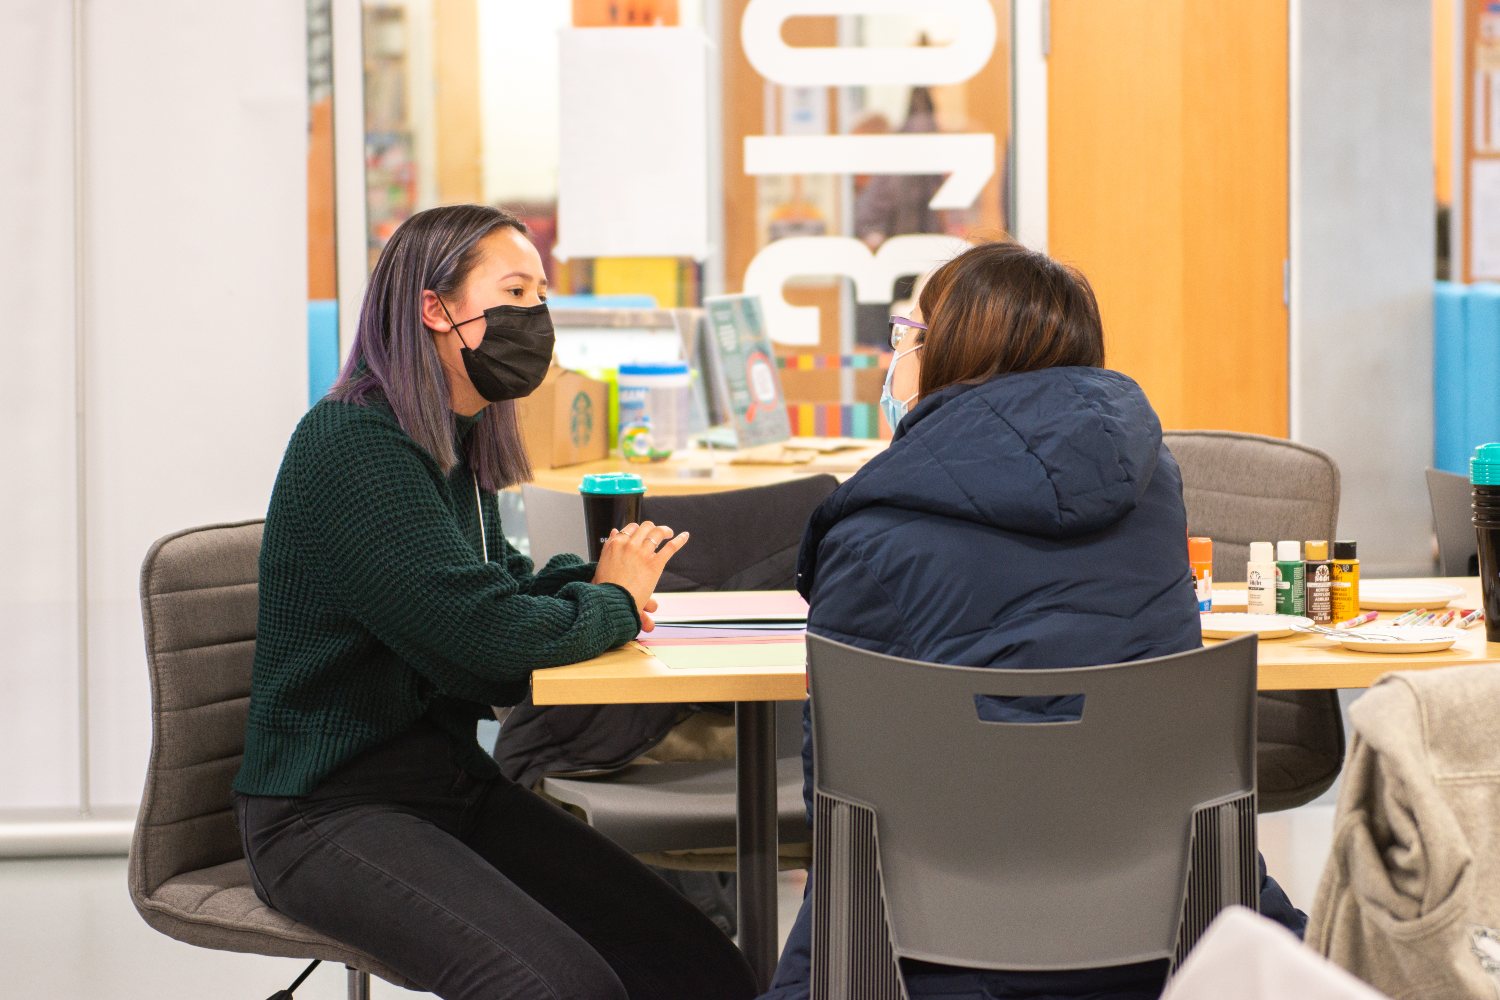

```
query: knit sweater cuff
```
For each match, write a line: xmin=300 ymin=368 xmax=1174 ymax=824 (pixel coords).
xmin=597 ymin=582 xmax=644 ymax=638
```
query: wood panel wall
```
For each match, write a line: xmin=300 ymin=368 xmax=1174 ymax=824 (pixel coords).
xmin=435 ymin=0 xmax=482 ymax=203
xmin=308 ymin=96 xmax=337 ymax=299
xmin=1436 ymin=0 xmax=1455 ymax=210
xmin=1048 ymin=0 xmax=1289 ymax=436
xmin=1461 ymin=0 xmax=1500 ymax=284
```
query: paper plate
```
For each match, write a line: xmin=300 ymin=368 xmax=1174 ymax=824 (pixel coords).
xmin=1357 ymin=581 xmax=1466 ymax=611
xmin=1210 ymin=588 xmax=1248 ymax=611
xmin=1200 ymin=613 xmax=1313 ymax=640
xmin=1332 ymin=626 xmax=1459 ymax=654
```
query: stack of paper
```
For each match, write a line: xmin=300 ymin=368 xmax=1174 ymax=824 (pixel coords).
xmin=639 ymin=623 xmax=805 ymax=648
xmin=649 ymin=591 xmax=808 ymax=625
xmin=639 ymin=591 xmax=809 ymax=669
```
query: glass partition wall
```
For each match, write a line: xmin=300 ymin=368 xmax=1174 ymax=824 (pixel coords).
xmin=313 ymin=1 xmax=1015 ymax=433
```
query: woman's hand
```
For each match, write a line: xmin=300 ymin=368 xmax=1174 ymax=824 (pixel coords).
xmin=591 ymin=521 xmax=689 ymax=631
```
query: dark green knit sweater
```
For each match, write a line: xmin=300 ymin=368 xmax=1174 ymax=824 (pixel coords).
xmin=233 ymin=397 xmax=641 ymax=796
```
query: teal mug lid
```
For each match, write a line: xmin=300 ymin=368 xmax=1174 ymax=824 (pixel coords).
xmin=579 ymin=472 xmax=646 ymax=495
xmin=1471 ymin=443 xmax=1500 ymax=485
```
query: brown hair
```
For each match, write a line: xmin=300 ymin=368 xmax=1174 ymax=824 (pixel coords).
xmin=916 ymin=241 xmax=1105 ymax=398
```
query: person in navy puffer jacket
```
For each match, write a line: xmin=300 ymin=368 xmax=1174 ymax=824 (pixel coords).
xmin=760 ymin=242 xmax=1305 ymax=1000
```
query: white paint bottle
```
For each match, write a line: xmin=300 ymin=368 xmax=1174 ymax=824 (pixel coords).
xmin=1246 ymin=541 xmax=1277 ymax=615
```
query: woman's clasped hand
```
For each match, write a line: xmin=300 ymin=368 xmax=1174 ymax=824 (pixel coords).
xmin=592 ymin=520 xmax=690 ymax=631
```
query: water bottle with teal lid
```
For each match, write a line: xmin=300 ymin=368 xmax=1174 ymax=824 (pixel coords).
xmin=578 ymin=472 xmax=647 ymax=496
xmin=1470 ymin=444 xmax=1500 ymax=640
xmin=578 ymin=472 xmax=646 ymax=561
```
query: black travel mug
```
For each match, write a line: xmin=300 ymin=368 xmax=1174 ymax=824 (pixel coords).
xmin=579 ymin=472 xmax=646 ymax=560
xmin=1471 ymin=443 xmax=1500 ymax=641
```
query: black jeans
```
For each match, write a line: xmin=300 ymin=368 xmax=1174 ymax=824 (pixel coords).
xmin=235 ymin=720 xmax=757 ymax=1000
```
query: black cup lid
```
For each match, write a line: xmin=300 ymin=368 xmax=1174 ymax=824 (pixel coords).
xmin=1333 ymin=540 xmax=1357 ymax=560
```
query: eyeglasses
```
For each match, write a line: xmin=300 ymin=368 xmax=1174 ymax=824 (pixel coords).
xmin=889 ymin=315 xmax=928 ymax=351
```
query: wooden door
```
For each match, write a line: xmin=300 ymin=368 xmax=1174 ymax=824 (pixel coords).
xmin=1048 ymin=0 xmax=1289 ymax=436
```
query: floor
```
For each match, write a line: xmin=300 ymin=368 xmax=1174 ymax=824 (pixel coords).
xmin=0 ymin=808 xmax=1332 ymax=999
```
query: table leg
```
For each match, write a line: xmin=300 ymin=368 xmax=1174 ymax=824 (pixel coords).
xmin=736 ymin=700 xmax=779 ymax=991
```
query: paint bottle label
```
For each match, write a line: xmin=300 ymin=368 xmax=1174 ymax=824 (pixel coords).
xmin=1247 ymin=564 xmax=1276 ymax=615
xmin=1332 ymin=560 xmax=1361 ymax=621
xmin=1193 ymin=567 xmax=1212 ymax=612
xmin=1305 ymin=561 xmax=1333 ymax=623
xmin=1275 ymin=562 xmax=1306 ymax=616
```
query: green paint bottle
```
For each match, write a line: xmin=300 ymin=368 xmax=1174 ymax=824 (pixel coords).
xmin=1275 ymin=539 xmax=1306 ymax=616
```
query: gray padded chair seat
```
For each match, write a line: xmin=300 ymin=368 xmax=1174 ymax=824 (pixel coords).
xmin=544 ymin=757 xmax=809 ymax=854
xmin=139 ymin=860 xmax=403 ymax=972
xmin=1164 ymin=431 xmax=1346 ymax=813
xmin=130 ymin=520 xmax=416 ymax=992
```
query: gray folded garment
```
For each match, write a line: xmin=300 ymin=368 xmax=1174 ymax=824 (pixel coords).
xmin=1308 ymin=664 xmax=1500 ymax=999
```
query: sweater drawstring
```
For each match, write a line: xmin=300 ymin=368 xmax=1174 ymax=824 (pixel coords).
xmin=472 ymin=474 xmax=488 ymax=563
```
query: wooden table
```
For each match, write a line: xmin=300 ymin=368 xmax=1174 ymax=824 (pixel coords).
xmin=534 ymin=578 xmax=1500 ymax=705
xmin=530 ymin=576 xmax=1498 ymax=989
xmin=523 ymin=440 xmax=885 ymax=496
xmin=1231 ymin=577 xmax=1497 ymax=689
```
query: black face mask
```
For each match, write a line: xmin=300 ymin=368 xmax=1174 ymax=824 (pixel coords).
xmin=439 ymin=300 xmax=555 ymax=402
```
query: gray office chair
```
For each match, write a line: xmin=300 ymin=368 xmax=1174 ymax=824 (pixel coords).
xmin=541 ymin=699 xmax=810 ymax=854
xmin=131 ymin=521 xmax=413 ymax=999
xmin=520 ymin=474 xmax=843 ymax=589
xmin=519 ymin=482 xmax=588 ymax=566
xmin=642 ymin=476 xmax=841 ymax=592
xmin=808 ymin=633 xmax=1260 ymax=999
xmin=1426 ymin=468 xmax=1478 ymax=576
xmin=1165 ymin=430 xmax=1345 ymax=812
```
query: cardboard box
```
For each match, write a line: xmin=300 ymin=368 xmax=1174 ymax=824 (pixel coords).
xmin=517 ymin=365 xmax=609 ymax=469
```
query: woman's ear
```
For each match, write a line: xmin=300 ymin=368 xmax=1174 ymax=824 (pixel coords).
xmin=420 ymin=289 xmax=453 ymax=334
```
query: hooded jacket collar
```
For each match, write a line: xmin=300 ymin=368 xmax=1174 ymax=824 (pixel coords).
xmin=798 ymin=367 xmax=1164 ymax=596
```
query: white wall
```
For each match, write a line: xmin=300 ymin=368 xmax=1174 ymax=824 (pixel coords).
xmin=477 ymin=1 xmax=570 ymax=204
xmin=474 ymin=1 xmax=705 ymax=207
xmin=1290 ymin=1 xmax=1434 ymax=575
xmin=0 ymin=1 xmax=82 ymax=811
xmin=0 ymin=1 xmax=307 ymax=817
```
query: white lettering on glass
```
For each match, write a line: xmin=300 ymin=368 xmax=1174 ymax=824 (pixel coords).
xmin=743 ymin=235 xmax=968 ymax=346
xmin=741 ymin=0 xmax=997 ymax=86
xmin=745 ymin=134 xmax=996 ymax=211
xmin=738 ymin=0 xmax=998 ymax=344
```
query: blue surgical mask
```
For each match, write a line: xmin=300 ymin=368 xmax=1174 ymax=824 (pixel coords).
xmin=880 ymin=343 xmax=923 ymax=432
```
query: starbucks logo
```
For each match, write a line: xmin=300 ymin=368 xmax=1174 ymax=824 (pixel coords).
xmin=570 ymin=392 xmax=594 ymax=448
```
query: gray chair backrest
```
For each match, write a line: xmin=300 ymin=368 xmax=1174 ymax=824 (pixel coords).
xmin=642 ymin=475 xmax=839 ymax=591
xmin=520 ymin=475 xmax=840 ymax=591
xmin=1426 ymin=468 xmax=1477 ymax=576
xmin=808 ymin=634 xmax=1259 ymax=995
xmin=520 ymin=484 xmax=588 ymax=567
xmin=130 ymin=520 xmax=262 ymax=902
xmin=1163 ymin=431 xmax=1339 ymax=579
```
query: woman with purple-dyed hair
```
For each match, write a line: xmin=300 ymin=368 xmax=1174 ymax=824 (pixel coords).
xmin=231 ymin=204 xmax=756 ymax=1000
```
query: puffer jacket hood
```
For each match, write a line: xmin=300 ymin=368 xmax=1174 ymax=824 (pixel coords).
xmin=800 ymin=366 xmax=1164 ymax=596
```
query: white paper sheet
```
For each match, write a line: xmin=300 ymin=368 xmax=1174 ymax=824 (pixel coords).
xmin=556 ymin=28 xmax=710 ymax=259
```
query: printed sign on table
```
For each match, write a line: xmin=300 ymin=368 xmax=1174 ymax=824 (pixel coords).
xmin=702 ymin=294 xmax=792 ymax=448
